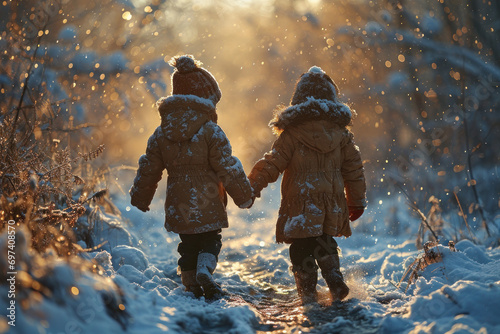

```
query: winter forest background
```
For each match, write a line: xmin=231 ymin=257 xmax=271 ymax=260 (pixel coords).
xmin=1 ymin=0 xmax=499 ymax=333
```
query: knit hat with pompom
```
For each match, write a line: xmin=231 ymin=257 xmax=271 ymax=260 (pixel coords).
xmin=169 ymin=55 xmax=222 ymax=104
xmin=290 ymin=66 xmax=340 ymax=105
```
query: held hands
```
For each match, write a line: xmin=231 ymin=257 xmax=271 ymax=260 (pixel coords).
xmin=238 ymin=187 xmax=260 ymax=209
xmin=348 ymin=206 xmax=364 ymax=222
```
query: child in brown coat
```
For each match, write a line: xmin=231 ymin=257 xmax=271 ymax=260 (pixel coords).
xmin=249 ymin=66 xmax=366 ymax=304
xmin=130 ymin=55 xmax=253 ymax=299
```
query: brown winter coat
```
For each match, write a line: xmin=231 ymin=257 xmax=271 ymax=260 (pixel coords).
xmin=130 ymin=95 xmax=253 ymax=234
xmin=249 ymin=98 xmax=366 ymax=243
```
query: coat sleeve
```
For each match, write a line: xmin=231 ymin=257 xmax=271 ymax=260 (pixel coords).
xmin=130 ymin=128 xmax=165 ymax=211
xmin=341 ymin=131 xmax=367 ymax=208
xmin=248 ymin=130 xmax=295 ymax=194
xmin=206 ymin=122 xmax=253 ymax=207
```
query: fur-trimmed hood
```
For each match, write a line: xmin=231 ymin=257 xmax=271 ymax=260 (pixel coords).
xmin=269 ymin=97 xmax=353 ymax=153
xmin=270 ymin=97 xmax=352 ymax=132
xmin=156 ymin=94 xmax=217 ymax=142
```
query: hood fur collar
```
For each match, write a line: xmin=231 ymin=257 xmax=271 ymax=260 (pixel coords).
xmin=156 ymin=94 xmax=216 ymax=119
xmin=156 ymin=95 xmax=217 ymax=142
xmin=270 ymin=97 xmax=353 ymax=134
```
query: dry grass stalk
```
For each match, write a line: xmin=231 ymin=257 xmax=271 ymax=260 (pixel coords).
xmin=453 ymin=191 xmax=477 ymax=241
xmin=398 ymin=241 xmax=457 ymax=292
xmin=415 ymin=196 xmax=446 ymax=249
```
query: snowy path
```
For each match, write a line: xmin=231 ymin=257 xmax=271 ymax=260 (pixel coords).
xmin=113 ymin=184 xmax=500 ymax=334
xmin=114 ymin=185 xmax=385 ymax=333
xmin=228 ymin=280 xmax=380 ymax=333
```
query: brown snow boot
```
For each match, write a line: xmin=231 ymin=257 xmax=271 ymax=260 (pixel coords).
xmin=181 ymin=270 xmax=204 ymax=298
xmin=292 ymin=267 xmax=318 ymax=305
xmin=196 ymin=253 xmax=223 ymax=299
xmin=317 ymin=254 xmax=349 ymax=301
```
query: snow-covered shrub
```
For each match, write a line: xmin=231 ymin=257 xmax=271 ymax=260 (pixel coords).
xmin=0 ymin=0 xmax=170 ymax=255
xmin=0 ymin=226 xmax=129 ymax=331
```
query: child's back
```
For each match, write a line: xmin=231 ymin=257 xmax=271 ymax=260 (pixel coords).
xmin=249 ymin=66 xmax=366 ymax=304
xmin=130 ymin=55 xmax=253 ymax=299
xmin=132 ymin=94 xmax=250 ymax=234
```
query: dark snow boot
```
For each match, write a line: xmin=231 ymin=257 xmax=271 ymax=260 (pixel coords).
xmin=181 ymin=270 xmax=204 ymax=298
xmin=292 ymin=266 xmax=318 ymax=305
xmin=317 ymin=254 xmax=349 ymax=301
xmin=196 ymin=253 xmax=223 ymax=299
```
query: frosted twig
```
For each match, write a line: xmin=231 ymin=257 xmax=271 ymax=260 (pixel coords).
xmin=453 ymin=191 xmax=476 ymax=241
xmin=398 ymin=185 xmax=439 ymax=241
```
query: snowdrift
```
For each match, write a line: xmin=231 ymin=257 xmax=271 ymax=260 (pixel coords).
xmin=2 ymin=195 xmax=500 ymax=333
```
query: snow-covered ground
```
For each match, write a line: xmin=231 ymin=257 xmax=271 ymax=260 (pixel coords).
xmin=3 ymin=179 xmax=500 ymax=333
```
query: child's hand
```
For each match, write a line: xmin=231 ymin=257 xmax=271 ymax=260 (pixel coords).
xmin=348 ymin=206 xmax=364 ymax=221
xmin=238 ymin=197 xmax=255 ymax=209
xmin=135 ymin=205 xmax=150 ymax=212
xmin=251 ymin=186 xmax=261 ymax=199
xmin=131 ymin=196 xmax=150 ymax=212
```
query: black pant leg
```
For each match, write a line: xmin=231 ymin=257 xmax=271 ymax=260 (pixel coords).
xmin=289 ymin=234 xmax=339 ymax=272
xmin=199 ymin=229 xmax=222 ymax=260
xmin=177 ymin=229 xmax=223 ymax=271
xmin=178 ymin=233 xmax=201 ymax=271
xmin=289 ymin=237 xmax=317 ymax=273
xmin=311 ymin=234 xmax=339 ymax=260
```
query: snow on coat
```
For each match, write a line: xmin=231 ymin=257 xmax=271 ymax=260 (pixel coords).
xmin=249 ymin=97 xmax=366 ymax=243
xmin=130 ymin=95 xmax=252 ymax=234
